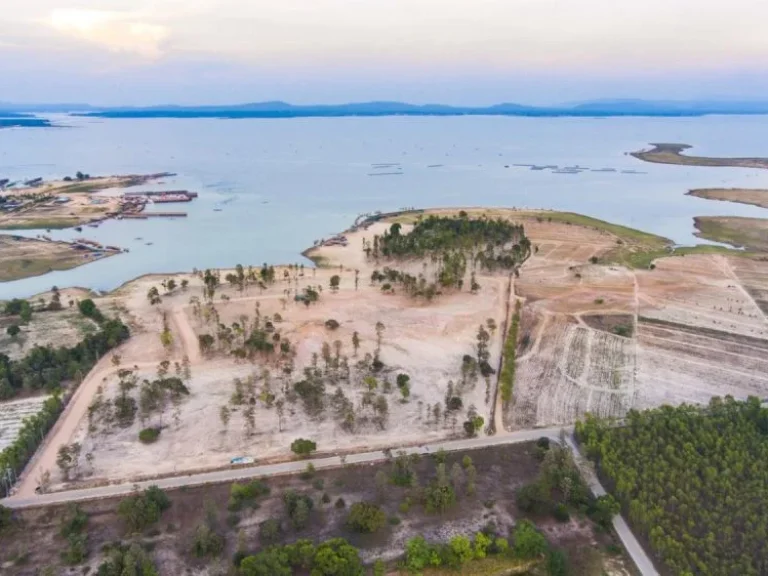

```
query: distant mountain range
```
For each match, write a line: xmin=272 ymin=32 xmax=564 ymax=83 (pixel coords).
xmin=3 ymin=99 xmax=768 ymax=120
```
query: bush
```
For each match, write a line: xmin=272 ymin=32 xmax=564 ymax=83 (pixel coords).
xmin=512 ymin=520 xmax=548 ymax=559
xmin=335 ymin=497 xmax=346 ymax=509
xmin=547 ymin=549 xmax=570 ymax=576
xmin=229 ymin=479 xmax=270 ymax=511
xmin=346 ymin=501 xmax=386 ymax=533
xmin=259 ymin=518 xmax=282 ymax=544
xmin=553 ymin=503 xmax=570 ymax=522
xmin=117 ymin=486 xmax=171 ymax=532
xmin=192 ymin=523 xmax=224 ymax=558
xmin=0 ymin=504 xmax=12 ymax=531
xmin=283 ymin=490 xmax=314 ymax=530
xmin=138 ymin=427 xmax=161 ymax=444
xmin=324 ymin=319 xmax=340 ymax=330
xmin=6 ymin=324 xmax=20 ymax=338
xmin=291 ymin=438 xmax=317 ymax=458
xmin=77 ymin=299 xmax=104 ymax=323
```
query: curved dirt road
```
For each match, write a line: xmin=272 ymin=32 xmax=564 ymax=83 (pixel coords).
xmin=15 ymin=305 xmax=200 ymax=498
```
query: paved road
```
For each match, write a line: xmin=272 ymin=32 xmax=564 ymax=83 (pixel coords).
xmin=2 ymin=426 xmax=659 ymax=576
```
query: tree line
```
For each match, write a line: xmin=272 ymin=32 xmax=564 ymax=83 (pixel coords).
xmin=576 ymin=396 xmax=768 ymax=576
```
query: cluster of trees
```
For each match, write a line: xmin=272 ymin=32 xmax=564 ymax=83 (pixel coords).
xmin=365 ymin=214 xmax=531 ymax=273
xmin=238 ymin=537 xmax=363 ymax=576
xmin=516 ymin=438 xmax=618 ymax=529
xmin=0 ymin=301 xmax=129 ymax=400
xmin=87 ymin=360 xmax=192 ymax=439
xmin=117 ymin=485 xmax=171 ymax=533
xmin=96 ymin=543 xmax=159 ymax=576
xmin=576 ymin=396 xmax=768 ymax=576
xmin=500 ymin=300 xmax=522 ymax=406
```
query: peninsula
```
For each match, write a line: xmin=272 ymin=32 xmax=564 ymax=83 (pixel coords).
xmin=631 ymin=142 xmax=768 ymax=169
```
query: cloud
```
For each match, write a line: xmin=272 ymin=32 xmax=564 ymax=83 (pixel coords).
xmin=48 ymin=9 xmax=168 ymax=58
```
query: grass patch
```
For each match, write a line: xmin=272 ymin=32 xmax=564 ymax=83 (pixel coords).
xmin=0 ymin=218 xmax=80 ymax=230
xmin=694 ymin=216 xmax=768 ymax=252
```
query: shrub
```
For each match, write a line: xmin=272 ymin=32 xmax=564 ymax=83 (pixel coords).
xmin=612 ymin=324 xmax=632 ymax=338
xmin=0 ymin=505 xmax=12 ymax=531
xmin=259 ymin=518 xmax=283 ymax=544
xmin=324 ymin=319 xmax=340 ymax=330
xmin=229 ymin=479 xmax=270 ymax=511
xmin=346 ymin=501 xmax=386 ymax=533
xmin=117 ymin=486 xmax=171 ymax=532
xmin=513 ymin=520 xmax=548 ymax=559
xmin=6 ymin=324 xmax=20 ymax=338
xmin=291 ymin=438 xmax=317 ymax=458
xmin=283 ymin=490 xmax=314 ymax=530
xmin=425 ymin=484 xmax=456 ymax=514
xmin=335 ymin=497 xmax=346 ymax=509
xmin=553 ymin=503 xmax=571 ymax=522
xmin=547 ymin=549 xmax=570 ymax=576
xmin=138 ymin=427 xmax=161 ymax=444
xmin=77 ymin=299 xmax=104 ymax=323
xmin=192 ymin=523 xmax=224 ymax=558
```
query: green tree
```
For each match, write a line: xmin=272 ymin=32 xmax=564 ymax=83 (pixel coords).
xmin=291 ymin=438 xmax=317 ymax=458
xmin=6 ymin=324 xmax=20 ymax=338
xmin=330 ymin=275 xmax=341 ymax=292
xmin=346 ymin=501 xmax=386 ymax=533
xmin=117 ymin=486 xmax=171 ymax=532
xmin=513 ymin=520 xmax=547 ymax=559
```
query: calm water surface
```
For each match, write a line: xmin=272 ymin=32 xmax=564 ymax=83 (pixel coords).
xmin=1 ymin=115 xmax=768 ymax=298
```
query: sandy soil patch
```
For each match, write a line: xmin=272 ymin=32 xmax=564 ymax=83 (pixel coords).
xmin=687 ymin=188 xmax=768 ymax=209
xmin=0 ymin=235 xmax=116 ymax=282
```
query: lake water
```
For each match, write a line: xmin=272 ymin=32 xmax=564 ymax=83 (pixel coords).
xmin=2 ymin=114 xmax=768 ymax=299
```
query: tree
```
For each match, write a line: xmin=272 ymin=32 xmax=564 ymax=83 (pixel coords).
xmin=330 ymin=275 xmax=341 ymax=292
xmin=283 ymin=490 xmax=313 ymax=530
xmin=117 ymin=486 xmax=171 ymax=532
xmin=198 ymin=333 xmax=215 ymax=355
xmin=346 ymin=501 xmax=386 ymax=533
xmin=291 ymin=438 xmax=317 ymax=458
xmin=351 ymin=331 xmax=360 ymax=356
xmin=6 ymin=324 xmax=20 ymax=338
xmin=512 ymin=520 xmax=547 ymax=559
xmin=590 ymin=494 xmax=620 ymax=529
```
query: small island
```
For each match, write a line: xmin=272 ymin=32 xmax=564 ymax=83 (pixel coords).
xmin=0 ymin=235 xmax=120 ymax=283
xmin=687 ymin=187 xmax=768 ymax=209
xmin=631 ymin=142 xmax=768 ymax=169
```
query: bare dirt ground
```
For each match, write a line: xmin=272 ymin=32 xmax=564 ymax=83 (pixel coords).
xmin=507 ymin=213 xmax=768 ymax=428
xmin=1 ymin=443 xmax=633 ymax=576
xmin=0 ymin=235 xmax=116 ymax=282
xmin=0 ymin=306 xmax=98 ymax=361
xmin=19 ymin=220 xmax=510 ymax=493
xmin=687 ymin=188 xmax=768 ymax=209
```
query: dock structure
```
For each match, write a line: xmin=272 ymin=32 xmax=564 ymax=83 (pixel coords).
xmin=123 ymin=190 xmax=198 ymax=199
xmin=120 ymin=212 xmax=187 ymax=219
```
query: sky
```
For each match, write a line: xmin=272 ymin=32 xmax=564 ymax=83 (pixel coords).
xmin=1 ymin=0 xmax=768 ymax=106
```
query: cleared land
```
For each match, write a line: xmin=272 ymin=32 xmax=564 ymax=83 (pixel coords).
xmin=0 ymin=301 xmax=98 ymax=361
xmin=631 ymin=143 xmax=768 ymax=169
xmin=503 ymin=212 xmax=768 ymax=430
xmin=687 ymin=187 xmax=768 ymax=209
xmin=0 ymin=235 xmax=117 ymax=282
xmin=693 ymin=215 xmax=768 ymax=252
xmin=16 ymin=217 xmax=517 ymax=495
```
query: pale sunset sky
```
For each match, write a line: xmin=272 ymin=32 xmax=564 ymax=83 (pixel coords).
xmin=1 ymin=0 xmax=767 ymax=105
